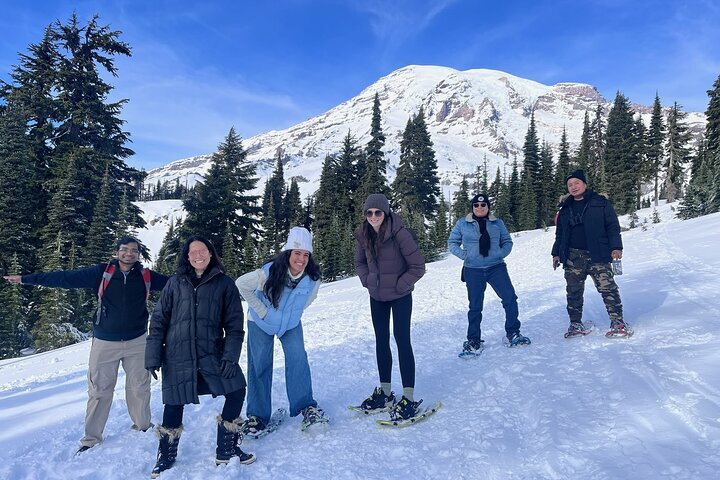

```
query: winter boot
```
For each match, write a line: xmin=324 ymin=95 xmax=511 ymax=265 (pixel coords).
xmin=300 ymin=405 xmax=329 ymax=431
xmin=150 ymin=425 xmax=182 ymax=478
xmin=606 ymin=319 xmax=633 ymax=337
xmin=564 ymin=322 xmax=591 ymax=338
xmin=462 ymin=339 xmax=485 ymax=353
xmin=359 ymin=387 xmax=396 ymax=412
xmin=391 ymin=396 xmax=423 ymax=421
xmin=241 ymin=416 xmax=267 ymax=437
xmin=507 ymin=331 xmax=531 ymax=346
xmin=215 ymin=416 xmax=256 ymax=466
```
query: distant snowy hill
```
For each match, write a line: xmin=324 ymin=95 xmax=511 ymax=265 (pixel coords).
xmin=2 ymin=203 xmax=719 ymax=480
xmin=143 ymin=65 xmax=706 ymax=198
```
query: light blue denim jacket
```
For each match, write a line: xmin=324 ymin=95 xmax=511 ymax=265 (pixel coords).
xmin=448 ymin=213 xmax=513 ymax=268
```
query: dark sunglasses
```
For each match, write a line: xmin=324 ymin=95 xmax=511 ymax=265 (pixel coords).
xmin=473 ymin=202 xmax=488 ymax=208
xmin=365 ymin=209 xmax=384 ymax=218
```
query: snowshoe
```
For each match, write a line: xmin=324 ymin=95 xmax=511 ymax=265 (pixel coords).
xmin=458 ymin=339 xmax=485 ymax=358
xmin=564 ymin=321 xmax=593 ymax=338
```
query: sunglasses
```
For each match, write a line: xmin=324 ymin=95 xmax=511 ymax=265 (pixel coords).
xmin=473 ymin=202 xmax=488 ymax=208
xmin=365 ymin=209 xmax=384 ymax=218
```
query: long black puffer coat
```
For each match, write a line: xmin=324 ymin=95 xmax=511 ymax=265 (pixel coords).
xmin=145 ymin=266 xmax=246 ymax=405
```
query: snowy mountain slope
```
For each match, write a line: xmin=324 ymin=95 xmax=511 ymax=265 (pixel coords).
xmin=144 ymin=65 xmax=706 ymax=198
xmin=1 ymin=205 xmax=719 ymax=480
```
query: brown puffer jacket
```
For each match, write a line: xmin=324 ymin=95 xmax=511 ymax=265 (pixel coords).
xmin=354 ymin=212 xmax=425 ymax=302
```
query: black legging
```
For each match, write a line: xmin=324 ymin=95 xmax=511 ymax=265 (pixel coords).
xmin=370 ymin=293 xmax=415 ymax=388
xmin=162 ymin=377 xmax=246 ymax=428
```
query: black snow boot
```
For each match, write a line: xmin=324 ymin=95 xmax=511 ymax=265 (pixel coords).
xmin=150 ymin=425 xmax=182 ymax=478
xmin=215 ymin=416 xmax=256 ymax=466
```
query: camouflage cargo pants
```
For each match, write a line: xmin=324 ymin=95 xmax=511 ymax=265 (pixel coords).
xmin=563 ymin=248 xmax=623 ymax=323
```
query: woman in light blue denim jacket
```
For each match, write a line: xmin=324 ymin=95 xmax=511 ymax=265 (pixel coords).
xmin=448 ymin=194 xmax=531 ymax=352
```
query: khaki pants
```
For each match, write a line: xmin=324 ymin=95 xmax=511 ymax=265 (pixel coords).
xmin=80 ymin=335 xmax=151 ymax=447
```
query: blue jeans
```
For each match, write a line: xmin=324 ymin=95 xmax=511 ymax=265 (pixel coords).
xmin=246 ymin=321 xmax=317 ymax=423
xmin=464 ymin=262 xmax=520 ymax=341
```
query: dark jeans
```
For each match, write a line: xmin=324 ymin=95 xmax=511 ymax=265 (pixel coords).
xmin=464 ymin=262 xmax=521 ymax=341
xmin=162 ymin=372 xmax=246 ymax=428
xmin=370 ymin=293 xmax=415 ymax=388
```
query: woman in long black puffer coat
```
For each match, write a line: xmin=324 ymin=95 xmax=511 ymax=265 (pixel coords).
xmin=145 ymin=235 xmax=254 ymax=478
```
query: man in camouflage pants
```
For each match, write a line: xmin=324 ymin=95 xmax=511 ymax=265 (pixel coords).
xmin=552 ymin=170 xmax=631 ymax=337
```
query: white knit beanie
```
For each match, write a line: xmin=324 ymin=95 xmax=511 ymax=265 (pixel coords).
xmin=282 ymin=226 xmax=313 ymax=253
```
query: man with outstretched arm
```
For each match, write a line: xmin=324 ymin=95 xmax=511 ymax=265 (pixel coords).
xmin=3 ymin=236 xmax=168 ymax=454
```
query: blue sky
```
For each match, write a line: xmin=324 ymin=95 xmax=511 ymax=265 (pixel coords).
xmin=1 ymin=0 xmax=719 ymax=170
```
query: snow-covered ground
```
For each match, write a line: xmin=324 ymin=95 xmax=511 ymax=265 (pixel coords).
xmin=1 ymin=204 xmax=719 ymax=480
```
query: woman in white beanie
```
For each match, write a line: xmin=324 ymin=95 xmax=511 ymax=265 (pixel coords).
xmin=235 ymin=227 xmax=328 ymax=434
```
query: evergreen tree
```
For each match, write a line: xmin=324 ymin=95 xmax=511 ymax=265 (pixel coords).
xmin=539 ymin=141 xmax=555 ymax=226
xmin=182 ymin=127 xmax=261 ymax=253
xmin=221 ymin=222 xmax=240 ymax=279
xmin=154 ymin=217 xmax=181 ymax=276
xmin=0 ymin=254 xmax=25 ymax=358
xmin=521 ymin=112 xmax=542 ymax=227
xmin=312 ymin=154 xmax=340 ymax=272
xmin=392 ymin=108 xmax=440 ymax=220
xmin=412 ymin=108 xmax=440 ymax=220
xmin=301 ymin=195 xmax=314 ymax=231
xmin=631 ymin=116 xmax=648 ymax=210
xmin=0 ymin=103 xmax=37 ymax=273
xmin=451 ymin=176 xmax=471 ymax=222
xmin=240 ymin=231 xmax=257 ymax=272
xmin=259 ymin=190 xmax=280 ymax=256
xmin=555 ymin=127 xmax=572 ymax=201
xmin=604 ymin=92 xmax=637 ymax=213
xmin=507 ymin=157 xmax=521 ymax=231
xmin=391 ymin=116 xmax=418 ymax=216
xmin=677 ymin=137 xmax=712 ymax=219
xmin=493 ymin=169 xmax=512 ymax=228
xmin=703 ymin=75 xmax=720 ymax=212
xmin=3 ymin=14 xmax=145 ymax=265
xmin=431 ymin=194 xmax=450 ymax=254
xmin=284 ymin=178 xmax=304 ymax=227
xmin=664 ymin=102 xmax=692 ymax=203
xmin=647 ymin=93 xmax=666 ymax=206
xmin=516 ymin=174 xmax=536 ymax=231
xmin=588 ymin=104 xmax=607 ymax=192
xmin=265 ymin=148 xmax=288 ymax=240
xmin=85 ymin=164 xmax=115 ymax=262
xmin=48 ymin=14 xmax=145 ymax=239
xmin=358 ymin=93 xmax=390 ymax=207
xmin=33 ymin=235 xmax=83 ymax=351
xmin=335 ymin=131 xmax=361 ymax=219
xmin=574 ymin=110 xmax=591 ymax=172
xmin=1 ymin=27 xmax=58 ymax=248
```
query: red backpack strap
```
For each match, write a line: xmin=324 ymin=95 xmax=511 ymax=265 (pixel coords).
xmin=97 ymin=264 xmax=116 ymax=301
xmin=96 ymin=264 xmax=116 ymax=324
xmin=141 ymin=267 xmax=152 ymax=302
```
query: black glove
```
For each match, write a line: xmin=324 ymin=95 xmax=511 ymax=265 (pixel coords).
xmin=147 ymin=367 xmax=159 ymax=380
xmin=220 ymin=360 xmax=238 ymax=379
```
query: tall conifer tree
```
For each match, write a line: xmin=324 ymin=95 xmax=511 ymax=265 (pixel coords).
xmin=182 ymin=127 xmax=260 ymax=253
xmin=647 ymin=93 xmax=666 ymax=206
xmin=605 ymin=92 xmax=637 ymax=213
xmin=664 ymin=102 xmax=691 ymax=203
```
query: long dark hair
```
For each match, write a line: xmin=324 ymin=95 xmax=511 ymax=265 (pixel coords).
xmin=262 ymin=250 xmax=321 ymax=308
xmin=177 ymin=235 xmax=225 ymax=275
xmin=355 ymin=215 xmax=390 ymax=260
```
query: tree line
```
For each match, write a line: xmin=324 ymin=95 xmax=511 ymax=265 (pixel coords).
xmin=2 ymin=14 xmax=720 ymax=358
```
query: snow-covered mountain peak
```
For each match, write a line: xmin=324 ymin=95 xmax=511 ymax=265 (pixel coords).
xmin=144 ymin=65 xmax=704 ymax=198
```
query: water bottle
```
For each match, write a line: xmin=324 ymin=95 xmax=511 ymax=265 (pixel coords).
xmin=612 ymin=259 xmax=623 ymax=275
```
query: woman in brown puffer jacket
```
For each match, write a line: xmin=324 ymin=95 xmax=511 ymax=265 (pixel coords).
xmin=353 ymin=193 xmax=425 ymax=420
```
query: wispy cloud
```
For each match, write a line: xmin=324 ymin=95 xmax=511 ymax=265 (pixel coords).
xmin=351 ymin=0 xmax=460 ymax=51
xmin=111 ymin=39 xmax=304 ymax=167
